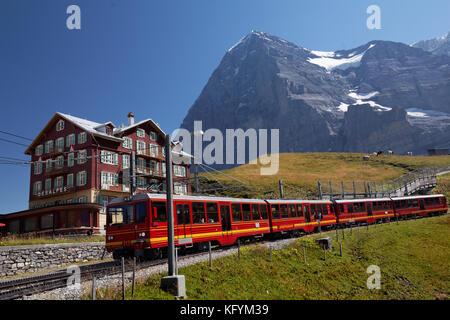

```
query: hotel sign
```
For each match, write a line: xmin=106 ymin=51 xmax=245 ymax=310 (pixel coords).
xmin=37 ymin=187 xmax=69 ymax=197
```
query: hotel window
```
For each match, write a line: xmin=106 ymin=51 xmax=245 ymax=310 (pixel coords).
xmin=100 ymin=150 xmax=118 ymax=165
xmin=137 ymin=128 xmax=145 ymax=138
xmin=67 ymin=173 xmax=74 ymax=187
xmin=35 ymin=144 xmax=43 ymax=156
xmin=136 ymin=140 xmax=146 ymax=155
xmin=45 ymin=140 xmax=54 ymax=154
xmin=54 ymin=176 xmax=64 ymax=188
xmin=149 ymin=131 xmax=157 ymax=141
xmin=78 ymin=196 xmax=87 ymax=203
xmin=122 ymin=154 xmax=130 ymax=169
xmin=68 ymin=153 xmax=74 ymax=167
xmin=34 ymin=161 xmax=43 ymax=175
xmin=136 ymin=158 xmax=146 ymax=172
xmin=56 ymin=120 xmax=65 ymax=131
xmin=76 ymin=171 xmax=87 ymax=186
xmin=122 ymin=137 xmax=132 ymax=149
xmin=174 ymin=182 xmax=187 ymax=195
xmin=33 ymin=181 xmax=42 ymax=195
xmin=101 ymin=171 xmax=119 ymax=187
xmin=45 ymin=178 xmax=51 ymax=191
xmin=149 ymin=144 xmax=158 ymax=157
xmin=78 ymin=132 xmax=87 ymax=144
xmin=162 ymin=162 xmax=166 ymax=176
xmin=66 ymin=134 xmax=75 ymax=147
xmin=46 ymin=159 xmax=53 ymax=172
xmin=56 ymin=156 xmax=64 ymax=168
xmin=137 ymin=177 xmax=147 ymax=189
xmin=56 ymin=137 xmax=65 ymax=152
xmin=77 ymin=150 xmax=87 ymax=164
xmin=174 ymin=165 xmax=186 ymax=177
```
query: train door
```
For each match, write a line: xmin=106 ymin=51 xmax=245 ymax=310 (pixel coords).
xmin=304 ymin=204 xmax=311 ymax=223
xmin=175 ymin=202 xmax=192 ymax=245
xmin=219 ymin=202 xmax=232 ymax=243
xmin=419 ymin=199 xmax=425 ymax=210
xmin=367 ymin=203 xmax=373 ymax=216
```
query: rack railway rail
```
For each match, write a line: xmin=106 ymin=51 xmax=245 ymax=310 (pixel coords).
xmin=0 ymin=246 xmax=231 ymax=300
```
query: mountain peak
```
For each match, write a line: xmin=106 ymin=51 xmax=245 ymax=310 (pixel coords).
xmin=227 ymin=30 xmax=298 ymax=53
xmin=412 ymin=31 xmax=450 ymax=56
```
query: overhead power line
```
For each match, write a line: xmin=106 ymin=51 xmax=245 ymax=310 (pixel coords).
xmin=0 ymin=130 xmax=33 ymax=141
xmin=0 ymin=137 xmax=29 ymax=147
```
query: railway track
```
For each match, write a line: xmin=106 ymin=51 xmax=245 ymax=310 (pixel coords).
xmin=0 ymin=246 xmax=230 ymax=300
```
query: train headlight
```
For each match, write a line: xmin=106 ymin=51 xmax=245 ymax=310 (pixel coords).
xmin=107 ymin=236 xmax=114 ymax=241
xmin=139 ymin=232 xmax=146 ymax=237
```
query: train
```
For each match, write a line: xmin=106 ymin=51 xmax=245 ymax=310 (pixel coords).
xmin=105 ymin=193 xmax=447 ymax=259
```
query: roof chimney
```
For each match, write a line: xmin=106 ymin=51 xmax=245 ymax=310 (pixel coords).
xmin=127 ymin=112 xmax=135 ymax=126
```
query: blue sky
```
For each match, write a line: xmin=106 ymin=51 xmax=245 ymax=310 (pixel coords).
xmin=0 ymin=0 xmax=449 ymax=213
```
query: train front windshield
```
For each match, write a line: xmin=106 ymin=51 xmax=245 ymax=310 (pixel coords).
xmin=107 ymin=204 xmax=134 ymax=226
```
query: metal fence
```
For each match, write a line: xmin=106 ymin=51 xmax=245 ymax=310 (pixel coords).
xmin=318 ymin=167 xmax=449 ymax=200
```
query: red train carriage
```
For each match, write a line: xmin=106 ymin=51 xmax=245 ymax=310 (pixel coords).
xmin=106 ymin=194 xmax=271 ymax=258
xmin=334 ymin=198 xmax=395 ymax=225
xmin=265 ymin=199 xmax=335 ymax=236
xmin=391 ymin=194 xmax=447 ymax=218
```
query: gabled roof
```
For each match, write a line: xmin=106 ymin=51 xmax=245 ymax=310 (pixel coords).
xmin=114 ymin=118 xmax=165 ymax=137
xmin=25 ymin=112 xmax=123 ymax=155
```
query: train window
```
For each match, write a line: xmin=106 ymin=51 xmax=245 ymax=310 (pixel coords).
xmin=412 ymin=199 xmax=418 ymax=208
xmin=388 ymin=201 xmax=392 ymax=209
xmin=108 ymin=204 xmax=134 ymax=226
xmin=360 ymin=203 xmax=365 ymax=212
xmin=260 ymin=204 xmax=268 ymax=220
xmin=339 ymin=204 xmax=344 ymax=213
xmin=192 ymin=202 xmax=206 ymax=224
xmin=322 ymin=204 xmax=328 ymax=216
xmin=271 ymin=205 xmax=280 ymax=220
xmin=407 ymin=200 xmax=413 ymax=208
xmin=280 ymin=204 xmax=289 ymax=218
xmin=288 ymin=204 xmax=296 ymax=218
xmin=347 ymin=204 xmax=353 ymax=214
xmin=310 ymin=204 xmax=317 ymax=217
xmin=206 ymin=202 xmax=219 ymax=223
xmin=242 ymin=204 xmax=252 ymax=221
xmin=231 ymin=203 xmax=242 ymax=222
xmin=296 ymin=204 xmax=304 ymax=217
xmin=251 ymin=204 xmax=260 ymax=220
xmin=135 ymin=202 xmax=147 ymax=224
xmin=151 ymin=201 xmax=166 ymax=223
xmin=353 ymin=203 xmax=359 ymax=213
xmin=329 ymin=205 xmax=334 ymax=214
xmin=372 ymin=202 xmax=377 ymax=211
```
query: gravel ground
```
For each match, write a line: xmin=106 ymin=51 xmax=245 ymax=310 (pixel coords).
xmin=21 ymin=238 xmax=299 ymax=300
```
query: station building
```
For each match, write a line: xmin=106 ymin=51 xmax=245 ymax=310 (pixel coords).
xmin=0 ymin=112 xmax=191 ymax=236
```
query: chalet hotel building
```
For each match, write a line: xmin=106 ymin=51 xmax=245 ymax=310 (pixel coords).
xmin=0 ymin=112 xmax=191 ymax=235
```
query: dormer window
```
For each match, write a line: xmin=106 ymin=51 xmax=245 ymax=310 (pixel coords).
xmin=137 ymin=128 xmax=145 ymax=138
xmin=150 ymin=131 xmax=157 ymax=141
xmin=56 ymin=120 xmax=65 ymax=132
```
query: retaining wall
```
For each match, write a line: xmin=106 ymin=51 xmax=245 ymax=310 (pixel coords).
xmin=0 ymin=242 xmax=110 ymax=277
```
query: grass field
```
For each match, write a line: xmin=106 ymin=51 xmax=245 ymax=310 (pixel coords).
xmin=0 ymin=234 xmax=105 ymax=247
xmin=200 ymin=153 xmax=450 ymax=198
xmin=97 ymin=214 xmax=449 ymax=300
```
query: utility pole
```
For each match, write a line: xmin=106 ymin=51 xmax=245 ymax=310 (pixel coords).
xmin=279 ymin=179 xmax=284 ymax=199
xmin=161 ymin=134 xmax=186 ymax=298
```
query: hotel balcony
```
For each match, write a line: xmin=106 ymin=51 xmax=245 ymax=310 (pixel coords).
xmin=135 ymin=149 xmax=165 ymax=161
xmin=45 ymin=166 xmax=70 ymax=176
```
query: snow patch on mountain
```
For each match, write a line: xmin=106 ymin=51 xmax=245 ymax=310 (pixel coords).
xmin=308 ymin=44 xmax=375 ymax=71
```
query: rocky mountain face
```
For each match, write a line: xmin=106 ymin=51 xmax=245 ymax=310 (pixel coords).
xmin=180 ymin=31 xmax=450 ymax=164
xmin=412 ymin=31 xmax=450 ymax=56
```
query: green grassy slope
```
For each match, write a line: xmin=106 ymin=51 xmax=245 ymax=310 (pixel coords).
xmin=200 ymin=153 xmax=450 ymax=198
xmin=97 ymin=215 xmax=449 ymax=300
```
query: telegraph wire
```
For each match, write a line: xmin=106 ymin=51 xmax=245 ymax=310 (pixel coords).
xmin=0 ymin=137 xmax=29 ymax=147
xmin=0 ymin=130 xmax=33 ymax=141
